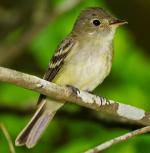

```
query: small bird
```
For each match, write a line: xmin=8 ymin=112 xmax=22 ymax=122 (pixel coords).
xmin=15 ymin=7 xmax=127 ymax=148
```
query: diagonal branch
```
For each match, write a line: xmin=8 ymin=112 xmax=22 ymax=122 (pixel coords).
xmin=0 ymin=66 xmax=150 ymax=126
xmin=84 ymin=126 xmax=150 ymax=153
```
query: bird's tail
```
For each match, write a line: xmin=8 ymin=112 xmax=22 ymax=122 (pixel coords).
xmin=15 ymin=98 xmax=64 ymax=148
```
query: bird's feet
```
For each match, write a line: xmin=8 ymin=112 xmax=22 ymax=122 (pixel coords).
xmin=86 ymin=90 xmax=110 ymax=106
xmin=66 ymin=85 xmax=80 ymax=95
xmin=98 ymin=96 xmax=111 ymax=106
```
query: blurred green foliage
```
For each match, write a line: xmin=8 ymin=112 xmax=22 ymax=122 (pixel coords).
xmin=0 ymin=0 xmax=150 ymax=153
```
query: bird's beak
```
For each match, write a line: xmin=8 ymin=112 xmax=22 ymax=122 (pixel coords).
xmin=110 ymin=19 xmax=128 ymax=26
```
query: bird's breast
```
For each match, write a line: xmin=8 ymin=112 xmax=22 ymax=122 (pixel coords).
xmin=53 ymin=38 xmax=113 ymax=91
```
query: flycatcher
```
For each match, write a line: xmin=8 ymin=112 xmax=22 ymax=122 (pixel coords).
xmin=15 ymin=7 xmax=127 ymax=148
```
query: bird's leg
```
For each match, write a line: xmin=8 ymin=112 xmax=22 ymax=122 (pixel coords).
xmin=85 ymin=90 xmax=94 ymax=94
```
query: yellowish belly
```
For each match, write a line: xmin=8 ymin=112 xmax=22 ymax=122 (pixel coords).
xmin=53 ymin=41 xmax=112 ymax=91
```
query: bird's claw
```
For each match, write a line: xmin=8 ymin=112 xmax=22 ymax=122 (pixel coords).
xmin=66 ymin=85 xmax=80 ymax=95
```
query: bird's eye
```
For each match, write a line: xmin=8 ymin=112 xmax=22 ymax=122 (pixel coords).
xmin=92 ymin=19 xmax=101 ymax=26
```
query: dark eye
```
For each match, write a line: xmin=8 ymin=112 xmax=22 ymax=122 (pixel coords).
xmin=92 ymin=19 xmax=101 ymax=26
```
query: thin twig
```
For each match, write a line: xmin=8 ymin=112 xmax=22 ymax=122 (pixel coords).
xmin=0 ymin=66 xmax=150 ymax=127
xmin=84 ymin=126 xmax=150 ymax=153
xmin=0 ymin=123 xmax=16 ymax=153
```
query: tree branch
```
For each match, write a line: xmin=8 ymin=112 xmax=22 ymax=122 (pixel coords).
xmin=84 ymin=126 xmax=150 ymax=153
xmin=0 ymin=66 xmax=150 ymax=126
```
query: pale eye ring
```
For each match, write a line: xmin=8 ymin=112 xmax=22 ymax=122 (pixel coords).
xmin=92 ymin=19 xmax=101 ymax=26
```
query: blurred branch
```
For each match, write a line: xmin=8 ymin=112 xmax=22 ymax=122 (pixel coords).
xmin=0 ymin=103 xmax=142 ymax=130
xmin=0 ymin=0 xmax=83 ymax=65
xmin=0 ymin=66 xmax=150 ymax=127
xmin=84 ymin=126 xmax=150 ymax=153
xmin=0 ymin=103 xmax=35 ymax=115
xmin=0 ymin=123 xmax=16 ymax=153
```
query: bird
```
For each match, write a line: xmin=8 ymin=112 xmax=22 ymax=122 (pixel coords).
xmin=15 ymin=7 xmax=127 ymax=148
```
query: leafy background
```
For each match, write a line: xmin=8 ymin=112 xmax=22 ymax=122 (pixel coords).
xmin=0 ymin=0 xmax=150 ymax=153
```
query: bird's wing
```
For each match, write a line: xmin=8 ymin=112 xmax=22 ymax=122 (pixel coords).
xmin=37 ymin=36 xmax=75 ymax=105
xmin=44 ymin=37 xmax=74 ymax=81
